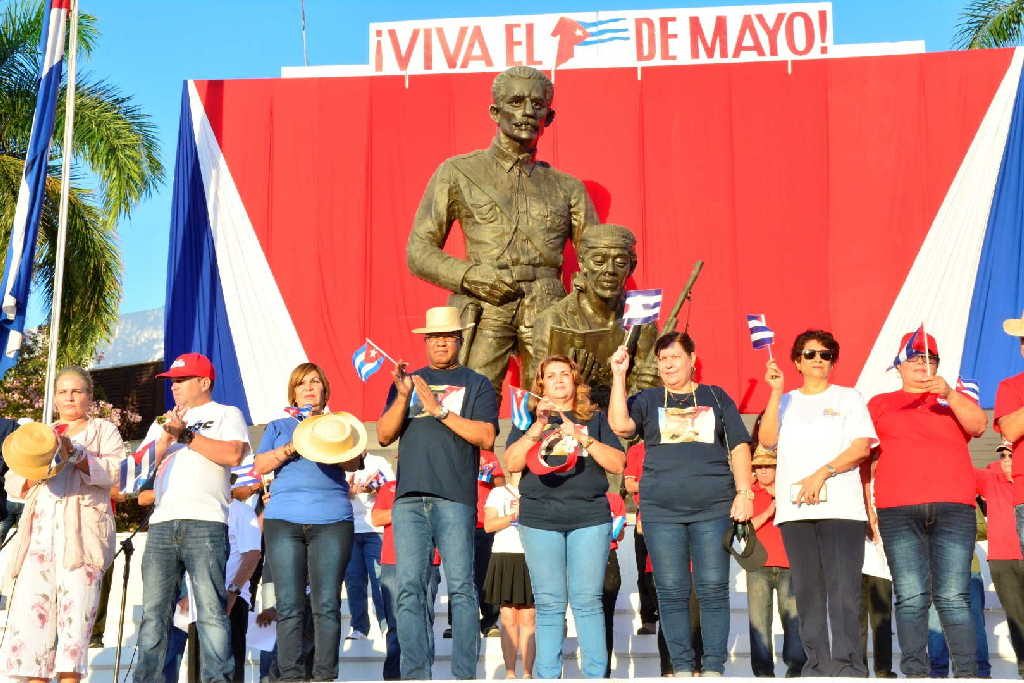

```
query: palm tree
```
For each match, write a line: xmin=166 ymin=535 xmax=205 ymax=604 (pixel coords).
xmin=0 ymin=0 xmax=163 ymax=365
xmin=955 ymin=1 xmax=1024 ymax=49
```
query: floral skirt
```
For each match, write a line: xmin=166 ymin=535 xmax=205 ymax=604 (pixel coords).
xmin=0 ymin=500 xmax=105 ymax=677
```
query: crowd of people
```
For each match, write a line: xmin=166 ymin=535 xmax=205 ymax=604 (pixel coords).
xmin=0 ymin=305 xmax=1023 ymax=683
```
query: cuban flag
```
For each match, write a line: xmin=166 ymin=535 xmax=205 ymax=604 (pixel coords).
xmin=956 ymin=377 xmax=981 ymax=403
xmin=231 ymin=461 xmax=261 ymax=489
xmin=891 ymin=325 xmax=925 ymax=369
xmin=0 ymin=0 xmax=71 ymax=378
xmin=509 ymin=386 xmax=533 ymax=431
xmin=746 ymin=314 xmax=775 ymax=350
xmin=622 ymin=289 xmax=662 ymax=328
xmin=119 ymin=439 xmax=156 ymax=494
xmin=352 ymin=340 xmax=385 ymax=381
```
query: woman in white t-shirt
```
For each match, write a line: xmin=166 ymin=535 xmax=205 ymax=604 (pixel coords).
xmin=483 ymin=483 xmax=535 ymax=678
xmin=758 ymin=330 xmax=878 ymax=677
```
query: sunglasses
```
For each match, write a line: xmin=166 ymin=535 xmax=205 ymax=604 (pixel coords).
xmin=999 ymin=452 xmax=1012 ymax=459
xmin=801 ymin=349 xmax=835 ymax=362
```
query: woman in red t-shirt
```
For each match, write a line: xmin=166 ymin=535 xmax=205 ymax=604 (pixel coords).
xmin=867 ymin=331 xmax=987 ymax=678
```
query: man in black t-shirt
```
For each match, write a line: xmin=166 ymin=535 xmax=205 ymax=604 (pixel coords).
xmin=378 ymin=306 xmax=499 ymax=680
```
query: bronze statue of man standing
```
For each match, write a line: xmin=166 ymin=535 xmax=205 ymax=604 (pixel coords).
xmin=407 ymin=66 xmax=597 ymax=396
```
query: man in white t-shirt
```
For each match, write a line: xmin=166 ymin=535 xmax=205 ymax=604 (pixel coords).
xmin=133 ymin=353 xmax=251 ymax=683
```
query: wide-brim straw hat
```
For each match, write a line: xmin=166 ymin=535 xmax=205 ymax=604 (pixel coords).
xmin=411 ymin=306 xmax=474 ymax=334
xmin=1003 ymin=311 xmax=1024 ymax=337
xmin=2 ymin=422 xmax=65 ymax=481
xmin=292 ymin=412 xmax=368 ymax=465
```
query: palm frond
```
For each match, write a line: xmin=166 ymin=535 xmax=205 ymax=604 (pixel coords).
xmin=955 ymin=0 xmax=1024 ymax=49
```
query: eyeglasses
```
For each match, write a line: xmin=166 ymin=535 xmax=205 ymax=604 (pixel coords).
xmin=905 ymin=355 xmax=939 ymax=366
xmin=999 ymin=452 xmax=1012 ymax=459
xmin=801 ymin=349 xmax=835 ymax=362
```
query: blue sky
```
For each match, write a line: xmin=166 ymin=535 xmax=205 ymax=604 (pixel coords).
xmin=27 ymin=0 xmax=970 ymax=321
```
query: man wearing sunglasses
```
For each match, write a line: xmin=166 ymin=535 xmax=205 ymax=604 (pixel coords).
xmin=975 ymin=442 xmax=1024 ymax=678
xmin=994 ymin=311 xmax=1024 ymax=557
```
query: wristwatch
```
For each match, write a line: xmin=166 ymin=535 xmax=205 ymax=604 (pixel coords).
xmin=177 ymin=429 xmax=195 ymax=446
xmin=580 ymin=435 xmax=594 ymax=449
xmin=736 ymin=489 xmax=755 ymax=501
xmin=227 ymin=583 xmax=241 ymax=595
xmin=436 ymin=407 xmax=450 ymax=421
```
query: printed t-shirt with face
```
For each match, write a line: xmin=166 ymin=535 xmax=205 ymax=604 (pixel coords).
xmin=485 ymin=485 xmax=523 ymax=554
xmin=994 ymin=371 xmax=1024 ymax=504
xmin=751 ymin=482 xmax=788 ymax=568
xmin=508 ymin=411 xmax=620 ymax=532
xmin=374 ymin=481 xmax=441 ymax=566
xmin=476 ymin=450 xmax=505 ymax=528
xmin=868 ymin=389 xmax=976 ymax=509
xmin=385 ymin=365 xmax=499 ymax=507
xmin=627 ymin=385 xmax=750 ymax=524
xmin=348 ymin=452 xmax=396 ymax=533
xmin=226 ymin=499 xmax=262 ymax=606
xmin=147 ymin=401 xmax=251 ymax=526
xmin=774 ymin=385 xmax=877 ymax=524
xmin=607 ymin=492 xmax=626 ymax=551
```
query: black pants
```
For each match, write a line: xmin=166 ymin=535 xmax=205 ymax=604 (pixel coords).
xmin=447 ymin=527 xmax=499 ymax=633
xmin=602 ymin=549 xmax=622 ymax=677
xmin=989 ymin=559 xmax=1024 ymax=676
xmin=634 ymin=532 xmax=659 ymax=624
xmin=91 ymin=564 xmax=114 ymax=643
xmin=780 ymin=519 xmax=867 ymax=677
xmin=859 ymin=574 xmax=895 ymax=677
xmin=186 ymin=596 xmax=249 ymax=682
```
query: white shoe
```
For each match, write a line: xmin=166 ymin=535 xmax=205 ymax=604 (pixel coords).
xmin=346 ymin=629 xmax=369 ymax=640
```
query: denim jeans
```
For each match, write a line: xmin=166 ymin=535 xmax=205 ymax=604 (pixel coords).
xmin=135 ymin=520 xmax=233 ymax=683
xmin=746 ymin=566 xmax=805 ymax=677
xmin=393 ymin=495 xmax=478 ymax=679
xmin=380 ymin=562 xmax=441 ymax=679
xmin=643 ymin=516 xmax=731 ymax=675
xmin=264 ymin=518 xmax=354 ymax=681
xmin=926 ymin=573 xmax=990 ymax=677
xmin=779 ymin=519 xmax=867 ymax=677
xmin=0 ymin=499 xmax=23 ymax=543
xmin=345 ymin=531 xmax=386 ymax=635
xmin=519 ymin=522 xmax=611 ymax=678
xmin=447 ymin=527 xmax=500 ymax=633
xmin=878 ymin=503 xmax=977 ymax=677
xmin=1017 ymin=504 xmax=1024 ymax=557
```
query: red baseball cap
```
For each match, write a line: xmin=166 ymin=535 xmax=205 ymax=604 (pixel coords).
xmin=157 ymin=353 xmax=216 ymax=381
xmin=525 ymin=430 xmax=582 ymax=475
xmin=898 ymin=331 xmax=939 ymax=358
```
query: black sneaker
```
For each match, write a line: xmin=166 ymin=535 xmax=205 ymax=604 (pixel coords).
xmin=637 ymin=623 xmax=657 ymax=635
xmin=442 ymin=627 xmax=453 ymax=639
xmin=484 ymin=626 xmax=501 ymax=637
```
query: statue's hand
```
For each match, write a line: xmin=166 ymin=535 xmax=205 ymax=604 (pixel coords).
xmin=462 ymin=264 xmax=521 ymax=306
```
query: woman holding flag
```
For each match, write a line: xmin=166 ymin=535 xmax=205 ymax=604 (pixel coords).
xmin=253 ymin=362 xmax=363 ymax=681
xmin=503 ymin=355 xmax=625 ymax=678
xmin=758 ymin=329 xmax=877 ymax=676
xmin=0 ymin=366 xmax=125 ymax=681
xmin=608 ymin=330 xmax=753 ymax=677
xmin=867 ymin=329 xmax=987 ymax=678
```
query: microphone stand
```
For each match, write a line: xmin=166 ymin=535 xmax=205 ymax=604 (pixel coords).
xmin=113 ymin=499 xmax=153 ymax=682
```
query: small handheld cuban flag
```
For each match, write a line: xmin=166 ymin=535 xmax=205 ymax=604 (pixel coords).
xmin=746 ymin=314 xmax=775 ymax=356
xmin=365 ymin=470 xmax=388 ymax=492
xmin=119 ymin=440 xmax=157 ymax=494
xmin=509 ymin=386 xmax=533 ymax=431
xmin=352 ymin=340 xmax=385 ymax=381
xmin=621 ymin=289 xmax=663 ymax=328
xmin=284 ymin=404 xmax=315 ymax=421
xmin=231 ymin=460 xmax=261 ymax=489
xmin=891 ymin=325 xmax=925 ymax=369
xmin=940 ymin=377 xmax=980 ymax=406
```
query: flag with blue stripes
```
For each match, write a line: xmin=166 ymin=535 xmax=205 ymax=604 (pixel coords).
xmin=509 ymin=386 xmax=533 ymax=431
xmin=0 ymin=0 xmax=71 ymax=378
xmin=119 ymin=439 xmax=156 ymax=494
xmin=746 ymin=314 xmax=775 ymax=350
xmin=610 ymin=513 xmax=627 ymax=540
xmin=621 ymin=289 xmax=662 ymax=327
xmin=352 ymin=340 xmax=385 ymax=381
xmin=956 ymin=377 xmax=980 ymax=403
xmin=231 ymin=459 xmax=260 ymax=489
xmin=891 ymin=324 xmax=925 ymax=369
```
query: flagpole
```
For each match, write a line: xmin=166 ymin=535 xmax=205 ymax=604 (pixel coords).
xmin=922 ymin=322 xmax=932 ymax=378
xmin=41 ymin=0 xmax=79 ymax=424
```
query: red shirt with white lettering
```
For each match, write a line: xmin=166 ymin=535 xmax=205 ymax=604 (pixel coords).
xmin=374 ymin=481 xmax=440 ymax=566
xmin=752 ymin=482 xmax=788 ymax=568
xmin=868 ymin=391 xmax=976 ymax=508
xmin=994 ymin=371 xmax=1024 ymax=504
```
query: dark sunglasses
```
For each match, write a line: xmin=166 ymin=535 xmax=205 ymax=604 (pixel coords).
xmin=801 ymin=349 xmax=835 ymax=362
xmin=999 ymin=452 xmax=1012 ymax=459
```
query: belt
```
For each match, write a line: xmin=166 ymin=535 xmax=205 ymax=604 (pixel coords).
xmin=499 ymin=264 xmax=559 ymax=282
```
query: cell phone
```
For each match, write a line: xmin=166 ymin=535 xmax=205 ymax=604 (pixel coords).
xmin=790 ymin=482 xmax=828 ymax=503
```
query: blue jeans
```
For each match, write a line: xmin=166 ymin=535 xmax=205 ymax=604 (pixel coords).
xmin=1016 ymin=504 xmax=1024 ymax=557
xmin=345 ymin=531 xmax=386 ymax=635
xmin=380 ymin=562 xmax=441 ymax=679
xmin=927 ymin=573 xmax=990 ymax=677
xmin=746 ymin=566 xmax=805 ymax=677
xmin=644 ymin=516 xmax=732 ymax=674
xmin=264 ymin=518 xmax=353 ymax=681
xmin=135 ymin=520 xmax=233 ymax=682
xmin=0 ymin=499 xmax=23 ymax=543
xmin=878 ymin=503 xmax=977 ymax=677
xmin=519 ymin=522 xmax=611 ymax=679
xmin=393 ymin=495 xmax=478 ymax=679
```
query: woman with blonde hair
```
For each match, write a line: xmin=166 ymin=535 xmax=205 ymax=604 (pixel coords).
xmin=0 ymin=366 xmax=125 ymax=682
xmin=504 ymin=355 xmax=625 ymax=678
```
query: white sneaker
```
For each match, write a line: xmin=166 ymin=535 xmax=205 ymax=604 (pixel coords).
xmin=346 ymin=629 xmax=369 ymax=640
